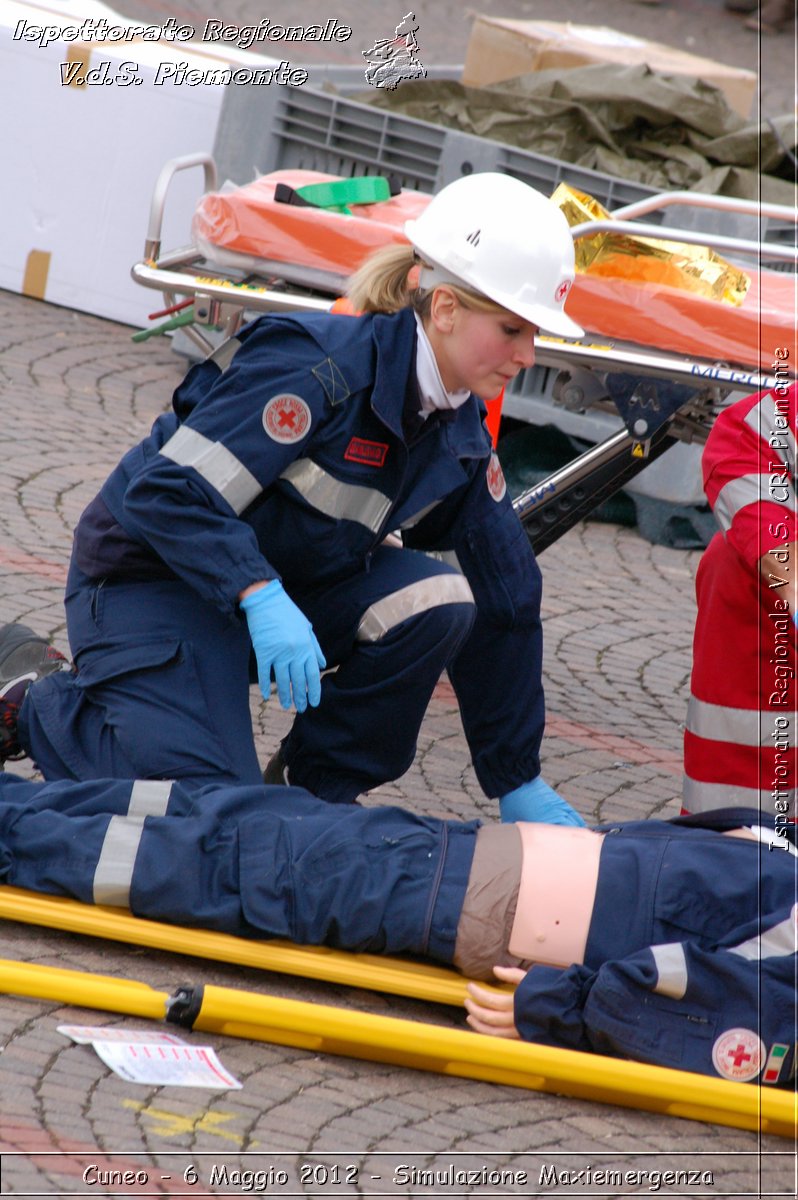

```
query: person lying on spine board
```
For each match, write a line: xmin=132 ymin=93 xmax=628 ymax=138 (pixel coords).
xmin=0 ymin=766 xmax=794 ymax=1087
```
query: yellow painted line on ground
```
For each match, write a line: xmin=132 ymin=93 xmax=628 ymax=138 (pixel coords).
xmin=122 ymin=1100 xmax=245 ymax=1146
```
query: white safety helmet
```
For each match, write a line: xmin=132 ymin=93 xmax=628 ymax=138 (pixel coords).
xmin=404 ymin=172 xmax=583 ymax=339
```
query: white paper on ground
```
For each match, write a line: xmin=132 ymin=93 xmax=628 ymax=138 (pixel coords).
xmin=92 ymin=1040 xmax=242 ymax=1088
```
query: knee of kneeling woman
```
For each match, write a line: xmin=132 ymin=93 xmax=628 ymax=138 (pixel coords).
xmin=369 ymin=596 xmax=474 ymax=659
xmin=358 ymin=573 xmax=476 ymax=654
xmin=424 ymin=594 xmax=476 ymax=656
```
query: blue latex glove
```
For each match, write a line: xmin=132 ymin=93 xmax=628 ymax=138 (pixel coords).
xmin=241 ymin=582 xmax=326 ymax=713
xmin=499 ymin=777 xmax=586 ymax=826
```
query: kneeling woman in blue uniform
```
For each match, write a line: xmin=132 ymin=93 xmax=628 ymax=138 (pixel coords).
xmin=14 ymin=173 xmax=585 ymax=825
xmin=0 ymin=769 xmax=795 ymax=1084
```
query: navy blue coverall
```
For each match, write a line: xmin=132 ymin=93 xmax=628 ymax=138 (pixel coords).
xmin=20 ymin=308 xmax=544 ymax=800
xmin=0 ymin=771 xmax=794 ymax=1084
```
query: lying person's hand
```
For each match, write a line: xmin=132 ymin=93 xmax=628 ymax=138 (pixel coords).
xmin=464 ymin=965 xmax=526 ymax=1038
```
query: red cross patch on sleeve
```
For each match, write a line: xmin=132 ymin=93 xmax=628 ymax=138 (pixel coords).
xmin=486 ymin=452 xmax=507 ymax=502
xmin=711 ymin=1028 xmax=766 ymax=1082
xmin=263 ymin=394 xmax=311 ymax=443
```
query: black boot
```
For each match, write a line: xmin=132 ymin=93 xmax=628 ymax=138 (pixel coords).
xmin=262 ymin=747 xmax=290 ymax=786
xmin=0 ymin=624 xmax=69 ymax=762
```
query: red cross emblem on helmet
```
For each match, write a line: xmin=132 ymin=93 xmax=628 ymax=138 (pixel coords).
xmin=555 ymin=279 xmax=572 ymax=304
xmin=263 ymin=394 xmax=312 ymax=443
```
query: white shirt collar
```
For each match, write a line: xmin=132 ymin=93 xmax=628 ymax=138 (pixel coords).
xmin=414 ymin=312 xmax=471 ymax=415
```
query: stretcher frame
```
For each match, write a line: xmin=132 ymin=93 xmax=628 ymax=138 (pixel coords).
xmin=130 ymin=155 xmax=797 ymax=549
xmin=1 ymin=953 xmax=794 ymax=1139
xmin=130 ymin=152 xmax=796 ymax=378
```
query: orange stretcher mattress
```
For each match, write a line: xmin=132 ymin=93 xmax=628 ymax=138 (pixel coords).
xmin=192 ymin=170 xmax=797 ymax=373
xmin=567 ymin=268 xmax=797 ymax=375
xmin=192 ymin=168 xmax=431 ymax=285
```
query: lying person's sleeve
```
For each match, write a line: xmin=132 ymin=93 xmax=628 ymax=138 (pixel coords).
xmin=513 ymin=918 xmax=797 ymax=1082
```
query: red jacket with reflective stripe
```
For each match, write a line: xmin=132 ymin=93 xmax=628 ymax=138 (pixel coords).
xmin=684 ymin=380 xmax=797 ymax=818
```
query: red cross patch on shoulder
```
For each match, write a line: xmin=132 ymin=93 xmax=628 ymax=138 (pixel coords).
xmin=711 ymin=1028 xmax=765 ymax=1082
xmin=263 ymin=394 xmax=311 ymax=443
xmin=486 ymin=452 xmax=507 ymax=502
xmin=345 ymin=437 xmax=389 ymax=467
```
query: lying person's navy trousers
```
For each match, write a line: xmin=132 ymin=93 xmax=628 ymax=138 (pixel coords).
xmin=0 ymin=773 xmax=475 ymax=962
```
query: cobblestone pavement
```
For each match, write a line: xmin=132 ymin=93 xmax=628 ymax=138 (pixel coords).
xmin=3 ymin=0 xmax=797 ymax=1192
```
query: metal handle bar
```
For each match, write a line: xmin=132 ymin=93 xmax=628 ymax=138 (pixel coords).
xmin=130 ymin=260 xmax=334 ymax=316
xmin=144 ymin=153 xmax=218 ymax=263
xmin=513 ymin=426 xmax=680 ymax=555
xmin=569 ymin=218 xmax=798 ymax=264
xmin=610 ymin=190 xmax=797 ymax=225
xmin=514 ymin=426 xmax=633 ymax=520
xmin=533 ymin=337 xmax=783 ymax=394
xmin=130 ymin=259 xmax=789 ymax=393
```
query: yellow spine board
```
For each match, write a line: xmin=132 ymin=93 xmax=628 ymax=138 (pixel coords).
xmin=0 ymin=958 xmax=794 ymax=1140
xmin=0 ymin=885 xmax=472 ymax=1004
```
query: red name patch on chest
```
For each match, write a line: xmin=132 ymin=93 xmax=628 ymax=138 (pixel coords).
xmin=345 ymin=437 xmax=389 ymax=467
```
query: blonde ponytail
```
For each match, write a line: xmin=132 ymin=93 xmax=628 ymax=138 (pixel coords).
xmin=346 ymin=244 xmax=417 ymax=314
xmin=346 ymin=242 xmax=508 ymax=318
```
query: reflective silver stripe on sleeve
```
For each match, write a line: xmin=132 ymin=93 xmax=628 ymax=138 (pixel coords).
xmin=683 ymin=776 xmax=797 ymax=817
xmin=357 ymin=574 xmax=475 ymax=643
xmin=745 ymin=395 xmax=797 ymax=470
xmin=93 ymin=814 xmax=146 ymax=907
xmin=650 ymin=943 xmax=688 ymax=999
xmin=208 ymin=337 xmax=241 ymax=373
xmin=160 ymin=425 xmax=262 ymax=515
xmin=279 ymin=459 xmax=392 ymax=533
xmin=128 ymin=779 xmax=173 ymax=819
xmin=713 ymin=474 xmax=773 ymax=531
xmin=686 ymin=696 xmax=795 ymax=748
xmin=730 ymin=903 xmax=798 ymax=962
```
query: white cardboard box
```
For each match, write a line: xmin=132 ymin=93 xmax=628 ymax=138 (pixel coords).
xmin=1 ymin=0 xmax=288 ymax=327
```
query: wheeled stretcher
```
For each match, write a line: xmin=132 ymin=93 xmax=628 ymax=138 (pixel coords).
xmin=130 ymin=154 xmax=797 ymax=552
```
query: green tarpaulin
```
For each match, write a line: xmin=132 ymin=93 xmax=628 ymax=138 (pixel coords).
xmin=358 ymin=64 xmax=797 ymax=204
